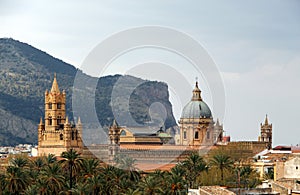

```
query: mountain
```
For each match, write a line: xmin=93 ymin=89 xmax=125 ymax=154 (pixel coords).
xmin=0 ymin=38 xmax=177 ymax=146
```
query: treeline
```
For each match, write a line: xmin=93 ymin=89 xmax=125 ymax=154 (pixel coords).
xmin=0 ymin=149 xmax=267 ymax=194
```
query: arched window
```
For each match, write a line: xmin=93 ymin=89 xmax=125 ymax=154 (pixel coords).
xmin=71 ymin=131 xmax=75 ymax=140
xmin=60 ymin=134 xmax=63 ymax=140
xmin=48 ymin=103 xmax=52 ymax=109
xmin=120 ymin=130 xmax=126 ymax=136
xmin=207 ymin=131 xmax=210 ymax=139
xmin=57 ymin=103 xmax=61 ymax=109
xmin=49 ymin=116 xmax=52 ymax=125
xmin=183 ymin=131 xmax=187 ymax=139
xmin=195 ymin=131 xmax=199 ymax=139
xmin=57 ymin=116 xmax=62 ymax=125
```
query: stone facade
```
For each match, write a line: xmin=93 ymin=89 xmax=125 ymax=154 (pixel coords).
xmin=38 ymin=75 xmax=83 ymax=156
xmin=281 ymin=156 xmax=300 ymax=179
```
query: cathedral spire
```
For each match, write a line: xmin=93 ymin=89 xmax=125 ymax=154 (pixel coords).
xmin=77 ymin=117 xmax=81 ymax=125
xmin=65 ymin=116 xmax=69 ymax=125
xmin=51 ymin=73 xmax=60 ymax=94
xmin=112 ymin=119 xmax=119 ymax=128
xmin=191 ymin=81 xmax=202 ymax=101
xmin=264 ymin=114 xmax=269 ymax=125
xmin=39 ymin=117 xmax=44 ymax=125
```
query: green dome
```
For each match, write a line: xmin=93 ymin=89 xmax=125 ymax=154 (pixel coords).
xmin=181 ymin=100 xmax=212 ymax=119
xmin=181 ymin=81 xmax=212 ymax=119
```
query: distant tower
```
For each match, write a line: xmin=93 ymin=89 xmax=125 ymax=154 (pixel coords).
xmin=38 ymin=74 xmax=83 ymax=156
xmin=259 ymin=115 xmax=272 ymax=150
xmin=108 ymin=119 xmax=121 ymax=164
xmin=178 ymin=81 xmax=214 ymax=146
xmin=214 ymin=119 xmax=223 ymax=143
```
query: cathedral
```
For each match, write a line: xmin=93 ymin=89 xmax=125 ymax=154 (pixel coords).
xmin=38 ymin=75 xmax=83 ymax=156
xmin=38 ymin=76 xmax=272 ymax=168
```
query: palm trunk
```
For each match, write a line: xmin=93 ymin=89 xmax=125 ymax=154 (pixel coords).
xmin=221 ymin=167 xmax=224 ymax=184
xmin=70 ymin=163 xmax=73 ymax=190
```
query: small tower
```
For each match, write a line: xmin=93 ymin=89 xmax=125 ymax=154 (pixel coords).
xmin=108 ymin=119 xmax=121 ymax=164
xmin=260 ymin=115 xmax=272 ymax=150
xmin=214 ymin=119 xmax=223 ymax=143
xmin=38 ymin=118 xmax=45 ymax=148
xmin=38 ymin=74 xmax=83 ymax=156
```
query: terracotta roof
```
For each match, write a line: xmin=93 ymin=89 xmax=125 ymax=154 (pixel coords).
xmin=120 ymin=144 xmax=213 ymax=151
xmin=273 ymin=146 xmax=291 ymax=151
xmin=292 ymin=146 xmax=300 ymax=153
xmin=135 ymin=163 xmax=176 ymax=172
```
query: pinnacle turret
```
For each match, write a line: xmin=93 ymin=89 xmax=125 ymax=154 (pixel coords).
xmin=112 ymin=119 xmax=118 ymax=128
xmin=50 ymin=73 xmax=60 ymax=94
xmin=77 ymin=117 xmax=81 ymax=125
xmin=65 ymin=116 xmax=69 ymax=125
xmin=39 ymin=117 xmax=44 ymax=125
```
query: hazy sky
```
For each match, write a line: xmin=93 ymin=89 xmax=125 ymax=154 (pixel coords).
xmin=1 ymin=0 xmax=300 ymax=146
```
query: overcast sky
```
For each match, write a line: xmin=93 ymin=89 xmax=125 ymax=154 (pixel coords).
xmin=1 ymin=0 xmax=300 ymax=146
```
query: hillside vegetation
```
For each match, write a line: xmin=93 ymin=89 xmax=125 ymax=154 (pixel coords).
xmin=0 ymin=38 xmax=176 ymax=145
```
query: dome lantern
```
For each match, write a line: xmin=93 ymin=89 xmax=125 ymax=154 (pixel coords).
xmin=180 ymin=81 xmax=212 ymax=119
xmin=192 ymin=81 xmax=202 ymax=101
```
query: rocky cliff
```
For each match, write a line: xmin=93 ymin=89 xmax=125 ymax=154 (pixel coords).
xmin=0 ymin=38 xmax=177 ymax=145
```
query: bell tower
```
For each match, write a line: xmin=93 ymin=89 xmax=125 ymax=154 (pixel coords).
xmin=260 ymin=115 xmax=272 ymax=150
xmin=108 ymin=119 xmax=121 ymax=164
xmin=38 ymin=74 xmax=82 ymax=156
xmin=45 ymin=73 xmax=66 ymax=131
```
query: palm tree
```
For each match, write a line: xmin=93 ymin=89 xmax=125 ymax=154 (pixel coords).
xmin=30 ymin=157 xmax=45 ymax=170
xmin=60 ymin=149 xmax=83 ymax=190
xmin=5 ymin=166 xmax=28 ymax=194
xmin=122 ymin=188 xmax=142 ymax=195
xmin=170 ymin=165 xmax=185 ymax=178
xmin=29 ymin=157 xmax=45 ymax=182
xmin=210 ymin=153 xmax=233 ymax=184
xmin=23 ymin=185 xmax=39 ymax=195
xmin=39 ymin=163 xmax=66 ymax=194
xmin=100 ymin=165 xmax=129 ymax=194
xmin=80 ymin=158 xmax=100 ymax=179
xmin=166 ymin=166 xmax=187 ymax=194
xmin=182 ymin=153 xmax=207 ymax=188
xmin=70 ymin=182 xmax=91 ymax=195
xmin=115 ymin=154 xmax=137 ymax=171
xmin=149 ymin=170 xmax=169 ymax=191
xmin=127 ymin=169 xmax=141 ymax=185
xmin=138 ymin=175 xmax=164 ymax=195
xmin=0 ymin=173 xmax=7 ymax=194
xmin=10 ymin=155 xmax=29 ymax=168
xmin=86 ymin=174 xmax=104 ymax=194
xmin=99 ymin=165 xmax=116 ymax=193
xmin=45 ymin=153 xmax=57 ymax=164
xmin=239 ymin=165 xmax=261 ymax=188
